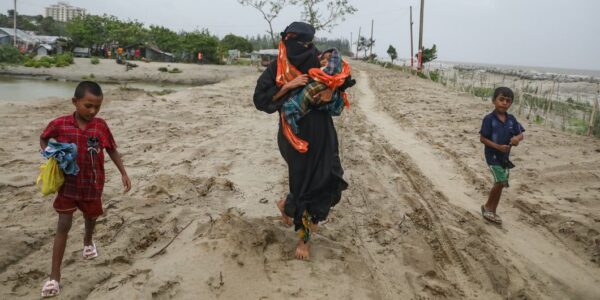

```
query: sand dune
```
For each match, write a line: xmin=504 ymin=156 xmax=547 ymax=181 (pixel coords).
xmin=0 ymin=61 xmax=599 ymax=299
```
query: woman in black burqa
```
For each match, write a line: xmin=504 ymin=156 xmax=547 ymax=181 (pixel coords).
xmin=253 ymin=21 xmax=353 ymax=260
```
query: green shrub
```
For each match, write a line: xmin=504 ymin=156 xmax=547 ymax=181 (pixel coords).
xmin=24 ymin=58 xmax=35 ymax=67
xmin=472 ymin=87 xmax=494 ymax=98
xmin=0 ymin=45 xmax=23 ymax=63
xmin=429 ymin=70 xmax=440 ymax=82
xmin=89 ymin=73 xmax=95 ymax=79
xmin=158 ymin=67 xmax=168 ymax=72
xmin=55 ymin=53 xmax=73 ymax=66
xmin=417 ymin=71 xmax=428 ymax=79
xmin=90 ymin=57 xmax=100 ymax=64
xmin=168 ymin=68 xmax=182 ymax=73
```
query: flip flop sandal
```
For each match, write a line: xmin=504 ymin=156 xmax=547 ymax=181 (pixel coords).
xmin=494 ymin=213 xmax=503 ymax=225
xmin=41 ymin=279 xmax=60 ymax=298
xmin=481 ymin=205 xmax=501 ymax=225
xmin=83 ymin=242 xmax=99 ymax=259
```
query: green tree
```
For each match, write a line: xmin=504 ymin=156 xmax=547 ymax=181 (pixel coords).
xmin=290 ymin=0 xmax=357 ymax=32
xmin=237 ymin=0 xmax=287 ymax=48
xmin=38 ymin=16 xmax=66 ymax=36
xmin=357 ymin=36 xmax=374 ymax=58
xmin=417 ymin=44 xmax=438 ymax=64
xmin=66 ymin=15 xmax=109 ymax=50
xmin=148 ymin=25 xmax=180 ymax=53
xmin=180 ymin=29 xmax=221 ymax=63
xmin=387 ymin=45 xmax=397 ymax=63
xmin=106 ymin=17 xmax=148 ymax=46
xmin=220 ymin=34 xmax=253 ymax=53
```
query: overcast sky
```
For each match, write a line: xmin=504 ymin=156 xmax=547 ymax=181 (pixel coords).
xmin=3 ymin=0 xmax=600 ymax=70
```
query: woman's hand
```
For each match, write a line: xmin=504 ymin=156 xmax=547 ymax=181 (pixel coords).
xmin=284 ymin=74 xmax=310 ymax=90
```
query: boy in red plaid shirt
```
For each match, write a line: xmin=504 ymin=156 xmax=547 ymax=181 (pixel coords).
xmin=40 ymin=81 xmax=131 ymax=297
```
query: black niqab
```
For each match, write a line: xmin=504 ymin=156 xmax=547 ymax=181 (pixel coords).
xmin=281 ymin=22 xmax=320 ymax=74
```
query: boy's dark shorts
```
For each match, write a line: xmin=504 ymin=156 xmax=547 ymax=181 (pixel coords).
xmin=489 ymin=164 xmax=509 ymax=187
xmin=54 ymin=194 xmax=103 ymax=219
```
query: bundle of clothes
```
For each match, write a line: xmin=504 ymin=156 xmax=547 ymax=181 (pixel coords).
xmin=43 ymin=139 xmax=79 ymax=175
xmin=280 ymin=47 xmax=355 ymax=153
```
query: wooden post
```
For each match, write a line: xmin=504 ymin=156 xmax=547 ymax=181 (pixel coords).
xmin=588 ymin=83 xmax=599 ymax=136
xmin=13 ymin=0 xmax=17 ymax=47
xmin=417 ymin=0 xmax=424 ymax=70
xmin=355 ymin=27 xmax=361 ymax=59
xmin=518 ymin=80 xmax=525 ymax=116
xmin=410 ymin=6 xmax=414 ymax=68
xmin=369 ymin=19 xmax=374 ymax=58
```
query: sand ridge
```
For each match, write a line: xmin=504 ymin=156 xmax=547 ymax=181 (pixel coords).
xmin=0 ymin=61 xmax=599 ymax=299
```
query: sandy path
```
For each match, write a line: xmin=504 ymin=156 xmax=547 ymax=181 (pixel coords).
xmin=0 ymin=62 xmax=599 ymax=299
xmin=355 ymin=69 xmax=600 ymax=299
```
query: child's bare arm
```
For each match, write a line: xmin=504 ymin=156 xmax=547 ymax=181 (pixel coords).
xmin=106 ymin=148 xmax=131 ymax=192
xmin=480 ymin=135 xmax=510 ymax=153
xmin=272 ymin=75 xmax=310 ymax=101
xmin=40 ymin=137 xmax=49 ymax=150
xmin=510 ymin=133 xmax=524 ymax=146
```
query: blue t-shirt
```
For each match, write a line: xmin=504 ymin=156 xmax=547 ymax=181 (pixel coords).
xmin=479 ymin=111 xmax=525 ymax=165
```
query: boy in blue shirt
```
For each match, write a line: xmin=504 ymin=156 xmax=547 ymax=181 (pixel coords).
xmin=479 ymin=87 xmax=524 ymax=225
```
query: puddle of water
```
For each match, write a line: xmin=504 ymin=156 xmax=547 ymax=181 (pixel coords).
xmin=0 ymin=75 xmax=190 ymax=102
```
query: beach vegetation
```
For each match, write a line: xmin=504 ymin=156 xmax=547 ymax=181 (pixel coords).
xmin=22 ymin=53 xmax=73 ymax=68
xmin=314 ymin=37 xmax=352 ymax=56
xmin=472 ymin=87 xmax=493 ymax=98
xmin=158 ymin=67 xmax=168 ymax=72
xmin=148 ymin=26 xmax=180 ymax=53
xmin=168 ymin=68 xmax=182 ymax=73
xmin=387 ymin=45 xmax=398 ymax=64
xmin=429 ymin=70 xmax=440 ymax=82
xmin=0 ymin=45 xmax=24 ymax=64
xmin=90 ymin=57 xmax=100 ymax=64
xmin=357 ymin=36 xmax=374 ymax=59
xmin=178 ymin=30 xmax=222 ymax=64
xmin=0 ymin=12 xmax=66 ymax=36
xmin=221 ymin=34 xmax=253 ymax=53
xmin=418 ymin=44 xmax=438 ymax=64
xmin=417 ymin=71 xmax=428 ymax=79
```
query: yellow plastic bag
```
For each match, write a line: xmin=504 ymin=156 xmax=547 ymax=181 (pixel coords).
xmin=36 ymin=158 xmax=65 ymax=196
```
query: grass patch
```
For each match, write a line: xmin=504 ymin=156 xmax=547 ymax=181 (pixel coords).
xmin=24 ymin=53 xmax=73 ymax=68
xmin=90 ymin=57 xmax=100 ymax=64
xmin=472 ymin=87 xmax=494 ymax=99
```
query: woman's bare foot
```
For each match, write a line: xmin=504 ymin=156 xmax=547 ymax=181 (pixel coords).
xmin=276 ymin=199 xmax=292 ymax=226
xmin=309 ymin=222 xmax=318 ymax=234
xmin=295 ymin=240 xmax=310 ymax=260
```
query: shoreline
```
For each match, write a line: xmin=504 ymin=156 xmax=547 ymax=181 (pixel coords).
xmin=0 ymin=57 xmax=258 ymax=86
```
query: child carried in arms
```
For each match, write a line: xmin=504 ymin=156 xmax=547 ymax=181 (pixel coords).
xmin=282 ymin=48 xmax=353 ymax=134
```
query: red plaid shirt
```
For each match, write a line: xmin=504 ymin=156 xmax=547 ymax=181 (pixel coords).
xmin=41 ymin=113 xmax=117 ymax=201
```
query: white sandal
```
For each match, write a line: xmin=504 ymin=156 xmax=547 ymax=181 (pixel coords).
xmin=41 ymin=279 xmax=60 ymax=298
xmin=83 ymin=242 xmax=98 ymax=259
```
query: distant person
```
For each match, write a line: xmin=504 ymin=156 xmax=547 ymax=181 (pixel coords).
xmin=197 ymin=51 xmax=203 ymax=64
xmin=40 ymin=81 xmax=131 ymax=298
xmin=134 ymin=48 xmax=141 ymax=60
xmin=479 ymin=87 xmax=524 ymax=225
xmin=253 ymin=22 xmax=354 ymax=260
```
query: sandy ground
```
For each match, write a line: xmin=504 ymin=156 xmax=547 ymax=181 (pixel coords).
xmin=0 ymin=57 xmax=257 ymax=85
xmin=0 ymin=61 xmax=599 ymax=299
